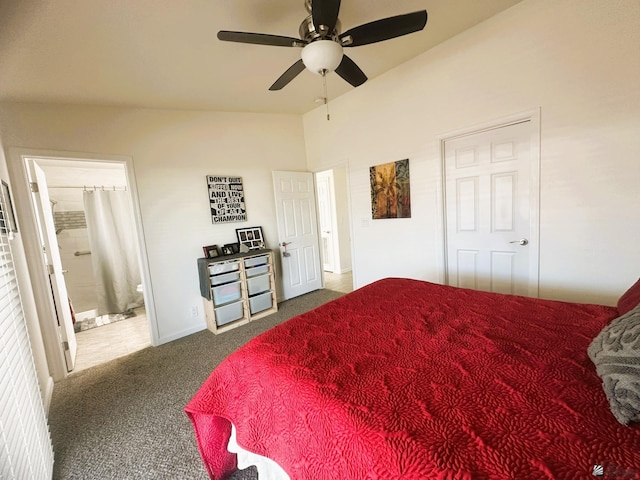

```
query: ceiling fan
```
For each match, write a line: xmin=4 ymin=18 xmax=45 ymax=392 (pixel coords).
xmin=218 ymin=0 xmax=428 ymax=91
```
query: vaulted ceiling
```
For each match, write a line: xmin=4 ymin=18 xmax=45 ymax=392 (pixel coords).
xmin=0 ymin=0 xmax=521 ymax=114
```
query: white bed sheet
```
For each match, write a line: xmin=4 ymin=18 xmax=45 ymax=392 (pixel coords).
xmin=228 ymin=424 xmax=290 ymax=480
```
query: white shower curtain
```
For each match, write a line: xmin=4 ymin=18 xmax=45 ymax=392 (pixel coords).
xmin=83 ymin=190 xmax=144 ymax=316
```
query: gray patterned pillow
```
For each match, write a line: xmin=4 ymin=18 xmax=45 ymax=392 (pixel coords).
xmin=588 ymin=304 xmax=640 ymax=425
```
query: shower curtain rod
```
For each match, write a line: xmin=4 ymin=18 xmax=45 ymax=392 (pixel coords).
xmin=47 ymin=185 xmax=127 ymax=191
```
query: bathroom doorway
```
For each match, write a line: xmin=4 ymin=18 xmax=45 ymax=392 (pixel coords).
xmin=315 ymin=166 xmax=354 ymax=293
xmin=31 ymin=157 xmax=150 ymax=373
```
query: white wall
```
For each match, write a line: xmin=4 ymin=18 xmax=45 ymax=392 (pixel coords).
xmin=303 ymin=0 xmax=640 ymax=305
xmin=0 ymin=104 xmax=306 ymax=345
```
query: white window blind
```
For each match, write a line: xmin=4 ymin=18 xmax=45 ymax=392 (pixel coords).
xmin=0 ymin=194 xmax=54 ymax=478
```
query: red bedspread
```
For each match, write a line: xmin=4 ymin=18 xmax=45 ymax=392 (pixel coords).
xmin=185 ymin=278 xmax=640 ymax=479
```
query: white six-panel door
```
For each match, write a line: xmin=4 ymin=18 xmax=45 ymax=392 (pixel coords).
xmin=272 ymin=171 xmax=322 ymax=300
xmin=444 ymin=120 xmax=539 ymax=296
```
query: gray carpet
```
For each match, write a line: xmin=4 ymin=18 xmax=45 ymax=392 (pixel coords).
xmin=49 ymin=288 xmax=344 ymax=479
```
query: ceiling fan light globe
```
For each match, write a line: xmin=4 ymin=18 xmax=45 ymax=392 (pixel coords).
xmin=301 ymin=40 xmax=343 ymax=75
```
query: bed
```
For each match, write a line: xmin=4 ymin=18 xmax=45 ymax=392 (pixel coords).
xmin=185 ymin=277 xmax=640 ymax=479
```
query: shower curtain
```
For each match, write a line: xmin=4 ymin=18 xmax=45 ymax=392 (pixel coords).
xmin=83 ymin=190 xmax=144 ymax=316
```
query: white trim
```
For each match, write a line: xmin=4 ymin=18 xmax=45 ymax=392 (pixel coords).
xmin=434 ymin=156 xmax=447 ymax=285
xmin=311 ymin=171 xmax=327 ymax=288
xmin=43 ymin=376 xmax=55 ymax=413
xmin=438 ymin=108 xmax=541 ymax=296
xmin=155 ymin=324 xmax=204 ymax=345
xmin=438 ymin=109 xmax=541 ymax=142
xmin=344 ymin=164 xmax=358 ymax=288
xmin=6 ymin=147 xmax=159 ymax=380
xmin=122 ymin=154 xmax=160 ymax=345
xmin=528 ymin=109 xmax=542 ymax=296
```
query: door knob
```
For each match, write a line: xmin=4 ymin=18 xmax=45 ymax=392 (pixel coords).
xmin=509 ymin=238 xmax=529 ymax=246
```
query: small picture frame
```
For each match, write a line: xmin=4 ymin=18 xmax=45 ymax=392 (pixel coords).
xmin=1 ymin=181 xmax=18 ymax=234
xmin=236 ymin=226 xmax=265 ymax=251
xmin=222 ymin=243 xmax=239 ymax=256
xmin=203 ymin=245 xmax=220 ymax=259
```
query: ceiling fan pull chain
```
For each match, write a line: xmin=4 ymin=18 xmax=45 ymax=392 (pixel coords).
xmin=322 ymin=70 xmax=330 ymax=121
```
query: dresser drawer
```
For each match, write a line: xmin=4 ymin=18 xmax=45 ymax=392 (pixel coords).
xmin=249 ymin=291 xmax=273 ymax=315
xmin=247 ymin=273 xmax=271 ymax=296
xmin=208 ymin=261 xmax=240 ymax=276
xmin=210 ymin=271 xmax=241 ymax=286
xmin=244 ymin=255 xmax=269 ymax=268
xmin=245 ymin=264 xmax=269 ymax=278
xmin=215 ymin=300 xmax=244 ymax=326
xmin=212 ymin=281 xmax=242 ymax=306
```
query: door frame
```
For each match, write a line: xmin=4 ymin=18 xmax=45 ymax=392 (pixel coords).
xmin=6 ymin=147 xmax=158 ymax=381
xmin=315 ymin=169 xmax=336 ymax=273
xmin=312 ymin=162 xmax=355 ymax=286
xmin=438 ymin=109 xmax=541 ymax=295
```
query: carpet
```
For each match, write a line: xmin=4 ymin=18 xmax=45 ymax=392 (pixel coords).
xmin=49 ymin=288 xmax=344 ymax=479
xmin=73 ymin=310 xmax=136 ymax=333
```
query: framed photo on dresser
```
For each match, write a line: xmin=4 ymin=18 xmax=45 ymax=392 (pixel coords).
xmin=236 ymin=226 xmax=265 ymax=250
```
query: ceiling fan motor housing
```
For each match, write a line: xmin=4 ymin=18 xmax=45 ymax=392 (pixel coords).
xmin=299 ymin=15 xmax=341 ymax=43
xmin=299 ymin=2 xmax=344 ymax=76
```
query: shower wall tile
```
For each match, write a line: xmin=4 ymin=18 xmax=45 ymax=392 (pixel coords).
xmin=54 ymin=211 xmax=86 ymax=231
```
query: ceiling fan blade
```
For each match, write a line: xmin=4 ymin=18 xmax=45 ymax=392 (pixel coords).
xmin=312 ymin=0 xmax=341 ymax=37
xmin=269 ymin=59 xmax=306 ymax=90
xmin=334 ymin=55 xmax=367 ymax=87
xmin=340 ymin=10 xmax=427 ymax=47
xmin=218 ymin=31 xmax=306 ymax=47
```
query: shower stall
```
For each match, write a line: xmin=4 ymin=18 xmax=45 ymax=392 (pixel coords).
xmin=43 ymin=161 xmax=145 ymax=331
xmin=83 ymin=188 xmax=144 ymax=317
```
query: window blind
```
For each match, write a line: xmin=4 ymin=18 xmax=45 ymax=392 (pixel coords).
xmin=0 ymin=195 xmax=54 ymax=478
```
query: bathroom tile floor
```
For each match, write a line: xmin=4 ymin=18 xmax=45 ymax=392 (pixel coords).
xmin=324 ymin=271 xmax=353 ymax=293
xmin=72 ymin=306 xmax=151 ymax=374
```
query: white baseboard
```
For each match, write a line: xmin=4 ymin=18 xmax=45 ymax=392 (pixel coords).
xmin=43 ymin=376 xmax=55 ymax=414
xmin=156 ymin=323 xmax=207 ymax=346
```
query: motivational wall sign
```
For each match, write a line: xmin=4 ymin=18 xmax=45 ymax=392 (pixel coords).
xmin=206 ymin=175 xmax=247 ymax=224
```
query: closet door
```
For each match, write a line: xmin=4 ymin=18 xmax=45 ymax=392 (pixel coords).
xmin=443 ymin=118 xmax=539 ymax=296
